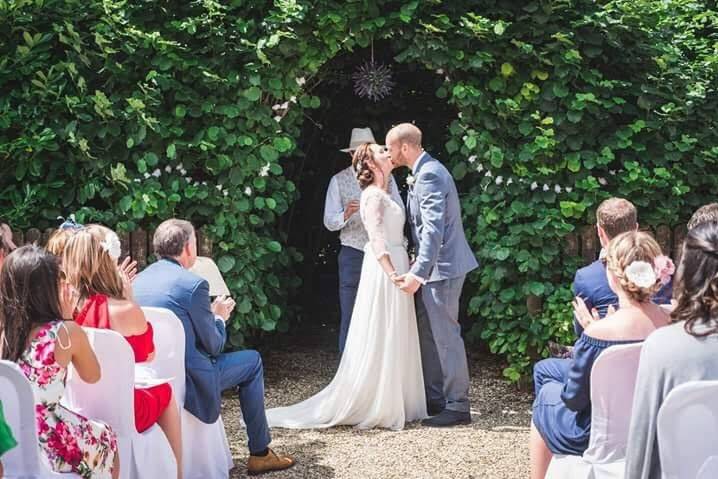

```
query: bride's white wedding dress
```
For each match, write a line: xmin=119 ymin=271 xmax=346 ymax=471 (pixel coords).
xmin=266 ymin=185 xmax=427 ymax=430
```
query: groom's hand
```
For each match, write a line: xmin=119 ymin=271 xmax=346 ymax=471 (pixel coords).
xmin=396 ymin=274 xmax=421 ymax=294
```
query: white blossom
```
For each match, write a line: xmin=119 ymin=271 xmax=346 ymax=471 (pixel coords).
xmin=185 ymin=177 xmax=192 ymax=183
xmin=458 ymin=112 xmax=463 ymax=119
xmin=175 ymin=163 xmax=184 ymax=171
xmin=565 ymin=186 xmax=573 ymax=193
xmin=598 ymin=177 xmax=608 ymax=186
xmin=625 ymin=261 xmax=657 ymax=288
xmin=495 ymin=176 xmax=504 ymax=185
xmin=180 ymin=168 xmax=187 ymax=175
xmin=202 ymin=181 xmax=207 ymax=186
xmin=151 ymin=169 xmax=161 ymax=178
xmin=216 ymin=184 xmax=223 ymax=191
xmin=485 ymin=170 xmax=493 ymax=178
xmin=554 ymin=185 xmax=562 ymax=194
xmin=134 ymin=178 xmax=142 ymax=183
xmin=296 ymin=77 xmax=306 ymax=86
xmin=609 ymin=170 xmax=617 ymax=176
xmin=531 ymin=182 xmax=538 ymax=191
xmin=468 ymin=155 xmax=477 ymax=164
xmin=272 ymin=104 xmax=282 ymax=111
xmin=244 ymin=187 xmax=252 ymax=196
xmin=506 ymin=178 xmax=513 ymax=185
xmin=274 ymin=115 xmax=282 ymax=123
xmin=143 ymin=173 xmax=151 ymax=179
xmin=223 ymin=190 xmax=229 ymax=197
xmin=476 ymin=163 xmax=484 ymax=172
xmin=259 ymin=163 xmax=271 ymax=177
xmin=290 ymin=96 xmax=297 ymax=103
xmin=436 ymin=68 xmax=445 ymax=75
xmin=543 ymin=184 xmax=549 ymax=191
xmin=165 ymin=165 xmax=172 ymax=173
xmin=280 ymin=101 xmax=289 ymax=109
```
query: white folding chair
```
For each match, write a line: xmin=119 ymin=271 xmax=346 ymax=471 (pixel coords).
xmin=142 ymin=307 xmax=234 ymax=479
xmin=63 ymin=328 xmax=176 ymax=479
xmin=545 ymin=343 xmax=643 ymax=479
xmin=0 ymin=360 xmax=80 ymax=479
xmin=657 ymin=380 xmax=718 ymax=479
xmin=698 ymin=456 xmax=718 ymax=479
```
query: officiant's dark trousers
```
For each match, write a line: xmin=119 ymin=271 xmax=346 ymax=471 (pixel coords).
xmin=338 ymin=245 xmax=364 ymax=354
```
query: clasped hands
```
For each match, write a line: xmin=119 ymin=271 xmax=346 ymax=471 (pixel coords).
xmin=572 ymin=296 xmax=617 ymax=330
xmin=390 ymin=272 xmax=421 ymax=295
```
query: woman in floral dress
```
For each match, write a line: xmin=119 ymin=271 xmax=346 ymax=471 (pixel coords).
xmin=0 ymin=245 xmax=119 ymax=478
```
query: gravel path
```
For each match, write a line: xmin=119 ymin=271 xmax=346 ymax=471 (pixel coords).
xmin=221 ymin=330 xmax=533 ymax=479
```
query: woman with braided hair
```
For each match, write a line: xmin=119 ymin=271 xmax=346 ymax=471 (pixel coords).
xmin=625 ymin=222 xmax=718 ymax=479
xmin=529 ymin=231 xmax=674 ymax=479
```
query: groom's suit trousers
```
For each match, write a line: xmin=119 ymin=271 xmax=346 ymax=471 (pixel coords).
xmin=416 ymin=274 xmax=471 ymax=413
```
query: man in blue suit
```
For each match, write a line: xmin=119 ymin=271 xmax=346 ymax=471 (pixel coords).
xmin=572 ymin=198 xmax=672 ymax=337
xmin=388 ymin=123 xmax=479 ymax=428
xmin=133 ymin=219 xmax=294 ymax=475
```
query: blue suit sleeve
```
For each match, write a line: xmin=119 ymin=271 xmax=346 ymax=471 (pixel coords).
xmin=561 ymin=338 xmax=599 ymax=411
xmin=409 ymin=170 xmax=446 ymax=280
xmin=572 ymin=270 xmax=586 ymax=337
xmin=188 ymin=280 xmax=227 ymax=357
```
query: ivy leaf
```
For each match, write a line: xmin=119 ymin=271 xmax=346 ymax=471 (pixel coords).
xmin=217 ymin=255 xmax=236 ymax=273
xmin=243 ymin=87 xmax=261 ymax=102
xmin=268 ymin=241 xmax=282 ymax=252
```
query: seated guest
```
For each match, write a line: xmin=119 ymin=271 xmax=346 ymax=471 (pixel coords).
xmin=0 ymin=399 xmax=17 ymax=478
xmin=625 ymin=222 xmax=718 ymax=479
xmin=572 ymin=198 xmax=672 ymax=337
xmin=47 ymin=218 xmax=137 ymax=295
xmin=133 ymin=219 xmax=295 ymax=476
xmin=63 ymin=225 xmax=182 ymax=478
xmin=688 ymin=202 xmax=718 ymax=230
xmin=0 ymin=223 xmax=16 ymax=270
xmin=530 ymin=231 xmax=673 ymax=479
xmin=0 ymin=246 xmax=119 ymax=478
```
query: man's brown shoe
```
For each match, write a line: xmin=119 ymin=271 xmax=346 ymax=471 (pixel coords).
xmin=247 ymin=449 xmax=295 ymax=476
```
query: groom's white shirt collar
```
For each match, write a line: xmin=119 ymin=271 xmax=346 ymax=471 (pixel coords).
xmin=411 ymin=151 xmax=429 ymax=175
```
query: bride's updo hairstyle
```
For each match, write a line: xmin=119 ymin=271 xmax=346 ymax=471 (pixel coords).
xmin=605 ymin=231 xmax=663 ymax=302
xmin=352 ymin=142 xmax=377 ymax=189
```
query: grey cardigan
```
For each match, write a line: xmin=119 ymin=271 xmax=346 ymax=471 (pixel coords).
xmin=625 ymin=321 xmax=718 ymax=479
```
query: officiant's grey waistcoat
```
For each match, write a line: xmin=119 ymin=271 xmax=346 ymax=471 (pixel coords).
xmin=336 ymin=166 xmax=370 ymax=251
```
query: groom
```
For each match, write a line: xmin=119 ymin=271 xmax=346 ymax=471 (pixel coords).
xmin=387 ymin=123 xmax=479 ymax=427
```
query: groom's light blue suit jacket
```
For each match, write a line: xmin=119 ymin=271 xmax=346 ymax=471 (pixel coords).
xmin=407 ymin=153 xmax=479 ymax=283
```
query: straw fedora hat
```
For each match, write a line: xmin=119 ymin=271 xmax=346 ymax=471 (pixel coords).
xmin=189 ymin=256 xmax=231 ymax=297
xmin=340 ymin=127 xmax=378 ymax=153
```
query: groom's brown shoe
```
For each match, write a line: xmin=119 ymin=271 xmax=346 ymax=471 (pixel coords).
xmin=247 ymin=449 xmax=295 ymax=476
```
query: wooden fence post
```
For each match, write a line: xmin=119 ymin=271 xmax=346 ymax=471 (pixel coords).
xmin=564 ymin=232 xmax=579 ymax=258
xmin=131 ymin=228 xmax=148 ymax=269
xmin=655 ymin=225 xmax=672 ymax=257
xmin=198 ymin=227 xmax=213 ymax=257
xmin=673 ymin=225 xmax=687 ymax=264
xmin=25 ymin=228 xmax=41 ymax=245
xmin=580 ymin=225 xmax=598 ymax=264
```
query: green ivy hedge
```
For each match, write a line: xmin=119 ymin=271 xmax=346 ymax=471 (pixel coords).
xmin=2 ymin=0 xmax=716 ymax=378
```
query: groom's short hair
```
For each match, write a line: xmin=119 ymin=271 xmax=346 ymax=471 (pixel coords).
xmin=596 ymin=198 xmax=637 ymax=239
xmin=388 ymin=123 xmax=422 ymax=147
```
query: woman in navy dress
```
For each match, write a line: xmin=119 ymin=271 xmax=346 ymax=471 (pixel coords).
xmin=529 ymin=231 xmax=675 ymax=479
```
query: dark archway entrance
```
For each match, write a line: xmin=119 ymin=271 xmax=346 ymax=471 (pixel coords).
xmin=281 ymin=41 xmax=458 ymax=341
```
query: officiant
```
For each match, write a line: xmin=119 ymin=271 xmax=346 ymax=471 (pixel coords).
xmin=323 ymin=127 xmax=402 ymax=355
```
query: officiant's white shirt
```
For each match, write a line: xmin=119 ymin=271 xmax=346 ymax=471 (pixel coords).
xmin=323 ymin=170 xmax=402 ymax=245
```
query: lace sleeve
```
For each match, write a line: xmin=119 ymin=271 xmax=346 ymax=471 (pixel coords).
xmin=361 ymin=187 xmax=390 ymax=260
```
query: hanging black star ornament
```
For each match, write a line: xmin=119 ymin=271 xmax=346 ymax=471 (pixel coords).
xmin=352 ymin=60 xmax=395 ymax=102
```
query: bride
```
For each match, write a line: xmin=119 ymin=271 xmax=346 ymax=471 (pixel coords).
xmin=266 ymin=142 xmax=427 ymax=430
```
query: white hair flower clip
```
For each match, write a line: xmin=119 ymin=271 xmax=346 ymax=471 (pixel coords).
xmin=625 ymin=261 xmax=657 ymax=289
xmin=100 ymin=232 xmax=122 ymax=260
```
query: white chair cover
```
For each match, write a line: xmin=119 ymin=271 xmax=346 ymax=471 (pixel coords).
xmin=698 ymin=456 xmax=718 ymax=479
xmin=62 ymin=328 xmax=176 ymax=479
xmin=545 ymin=342 xmax=643 ymax=479
xmin=657 ymin=380 xmax=718 ymax=479
xmin=0 ymin=360 xmax=80 ymax=478
xmin=142 ymin=307 xmax=234 ymax=479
